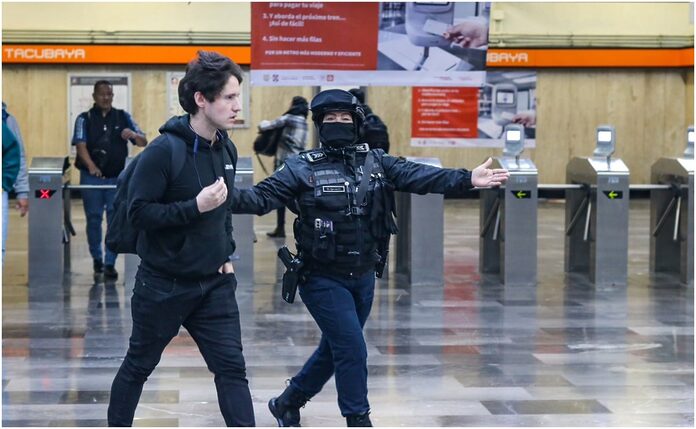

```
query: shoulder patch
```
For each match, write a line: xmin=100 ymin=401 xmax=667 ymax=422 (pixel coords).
xmin=355 ymin=143 xmax=370 ymax=152
xmin=306 ymin=151 xmax=327 ymax=163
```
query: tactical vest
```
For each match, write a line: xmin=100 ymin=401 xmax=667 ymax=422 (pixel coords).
xmin=75 ymin=107 xmax=131 ymax=178
xmin=294 ymin=145 xmax=398 ymax=276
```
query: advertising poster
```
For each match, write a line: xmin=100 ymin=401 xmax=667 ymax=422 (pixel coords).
xmin=411 ymin=70 xmax=537 ymax=148
xmin=251 ymin=2 xmax=489 ymax=87
xmin=67 ymin=73 xmax=130 ymax=154
xmin=411 ymin=87 xmax=479 ymax=145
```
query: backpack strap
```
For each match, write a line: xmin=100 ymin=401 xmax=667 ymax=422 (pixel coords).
xmin=163 ymin=133 xmax=188 ymax=183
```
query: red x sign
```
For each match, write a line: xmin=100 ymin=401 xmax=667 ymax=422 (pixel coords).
xmin=35 ymin=189 xmax=56 ymax=199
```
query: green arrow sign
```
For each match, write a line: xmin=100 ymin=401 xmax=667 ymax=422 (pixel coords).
xmin=511 ymin=190 xmax=531 ymax=199
xmin=603 ymin=190 xmax=623 ymax=199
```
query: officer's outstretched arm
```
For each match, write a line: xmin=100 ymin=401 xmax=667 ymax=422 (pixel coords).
xmin=231 ymin=160 xmax=305 ymax=215
xmin=380 ymin=152 xmax=474 ymax=196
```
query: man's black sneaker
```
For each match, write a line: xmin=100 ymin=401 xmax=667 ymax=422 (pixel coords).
xmin=93 ymin=259 xmax=104 ymax=274
xmin=104 ymin=265 xmax=118 ymax=279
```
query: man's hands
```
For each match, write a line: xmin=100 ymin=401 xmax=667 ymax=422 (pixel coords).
xmin=121 ymin=128 xmax=138 ymax=141
xmin=218 ymin=261 xmax=235 ymax=274
xmin=471 ymin=158 xmax=510 ymax=188
xmin=15 ymin=197 xmax=28 ymax=217
xmin=88 ymin=165 xmax=103 ymax=178
xmin=196 ymin=177 xmax=228 ymax=213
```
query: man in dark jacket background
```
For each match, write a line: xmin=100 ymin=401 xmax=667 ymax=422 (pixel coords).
xmin=72 ymin=80 xmax=148 ymax=278
xmin=107 ymin=51 xmax=255 ymax=427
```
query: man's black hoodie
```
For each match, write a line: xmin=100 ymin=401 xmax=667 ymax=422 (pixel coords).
xmin=127 ymin=115 xmax=237 ymax=279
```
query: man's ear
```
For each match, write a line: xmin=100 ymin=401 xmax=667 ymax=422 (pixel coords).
xmin=194 ymin=91 xmax=207 ymax=110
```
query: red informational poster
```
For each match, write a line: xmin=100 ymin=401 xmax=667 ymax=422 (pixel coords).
xmin=411 ymin=87 xmax=479 ymax=141
xmin=251 ymin=2 xmax=379 ymax=71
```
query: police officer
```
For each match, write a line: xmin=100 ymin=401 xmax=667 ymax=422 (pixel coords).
xmin=232 ymin=89 xmax=509 ymax=427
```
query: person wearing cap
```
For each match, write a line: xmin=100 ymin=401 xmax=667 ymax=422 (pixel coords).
xmin=257 ymin=96 xmax=309 ymax=238
xmin=232 ymin=89 xmax=510 ymax=427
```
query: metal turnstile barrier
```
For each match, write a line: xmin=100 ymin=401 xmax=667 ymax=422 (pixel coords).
xmin=480 ymin=124 xmax=538 ymax=286
xmin=565 ymin=126 xmax=630 ymax=285
xmin=649 ymin=129 xmax=694 ymax=284
xmin=232 ymin=157 xmax=254 ymax=284
xmin=480 ymin=162 xmax=538 ymax=285
xmin=28 ymin=157 xmax=71 ymax=286
xmin=395 ymin=157 xmax=444 ymax=286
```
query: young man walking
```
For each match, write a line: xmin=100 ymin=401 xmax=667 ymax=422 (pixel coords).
xmin=107 ymin=51 xmax=255 ymax=427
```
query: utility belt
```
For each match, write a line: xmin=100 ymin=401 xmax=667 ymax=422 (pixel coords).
xmin=276 ymin=245 xmax=381 ymax=304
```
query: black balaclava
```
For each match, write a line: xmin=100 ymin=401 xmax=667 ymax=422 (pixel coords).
xmin=319 ymin=121 xmax=357 ymax=148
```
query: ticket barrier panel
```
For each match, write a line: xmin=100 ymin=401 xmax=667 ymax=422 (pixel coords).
xmin=649 ymin=132 xmax=694 ymax=284
xmin=395 ymin=157 xmax=444 ymax=286
xmin=231 ymin=157 xmax=254 ymax=284
xmin=28 ymin=157 xmax=70 ymax=286
xmin=479 ymin=158 xmax=538 ymax=285
xmin=565 ymin=157 xmax=630 ymax=286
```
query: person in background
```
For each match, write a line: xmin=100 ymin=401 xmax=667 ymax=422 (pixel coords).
xmin=348 ymin=88 xmax=390 ymax=153
xmin=72 ymin=80 xmax=148 ymax=279
xmin=3 ymin=103 xmax=29 ymax=219
xmin=257 ymin=95 xmax=309 ymax=238
xmin=2 ymin=115 xmax=21 ymax=263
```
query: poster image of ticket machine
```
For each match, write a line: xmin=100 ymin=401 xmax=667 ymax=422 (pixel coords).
xmin=492 ymin=83 xmax=518 ymax=127
xmin=479 ymin=124 xmax=538 ymax=286
xmin=565 ymin=125 xmax=630 ymax=286
xmin=649 ymin=126 xmax=694 ymax=285
xmin=405 ymin=2 xmax=454 ymax=70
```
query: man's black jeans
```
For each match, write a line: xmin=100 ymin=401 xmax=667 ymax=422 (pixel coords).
xmin=107 ymin=265 xmax=255 ymax=426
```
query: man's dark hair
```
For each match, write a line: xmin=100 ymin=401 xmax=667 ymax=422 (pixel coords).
xmin=178 ymin=51 xmax=244 ymax=115
xmin=93 ymin=80 xmax=112 ymax=93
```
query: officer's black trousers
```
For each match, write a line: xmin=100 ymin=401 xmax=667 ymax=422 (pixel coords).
xmin=290 ymin=271 xmax=375 ymax=416
xmin=107 ymin=265 xmax=255 ymax=426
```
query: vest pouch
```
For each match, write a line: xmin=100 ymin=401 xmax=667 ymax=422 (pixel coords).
xmin=311 ymin=218 xmax=336 ymax=261
xmin=315 ymin=182 xmax=350 ymax=211
xmin=370 ymin=176 xmax=397 ymax=237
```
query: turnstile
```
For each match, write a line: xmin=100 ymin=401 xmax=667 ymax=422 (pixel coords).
xmin=28 ymin=157 xmax=70 ymax=286
xmin=395 ymin=157 xmax=444 ymax=286
xmin=480 ymin=159 xmax=538 ymax=285
xmin=232 ymin=157 xmax=254 ymax=284
xmin=649 ymin=132 xmax=694 ymax=284
xmin=565 ymin=127 xmax=630 ymax=285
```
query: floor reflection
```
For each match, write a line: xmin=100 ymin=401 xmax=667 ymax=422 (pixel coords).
xmin=2 ymin=199 xmax=693 ymax=426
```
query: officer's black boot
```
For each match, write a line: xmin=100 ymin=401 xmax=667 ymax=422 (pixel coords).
xmin=346 ymin=412 xmax=372 ymax=427
xmin=268 ymin=384 xmax=308 ymax=427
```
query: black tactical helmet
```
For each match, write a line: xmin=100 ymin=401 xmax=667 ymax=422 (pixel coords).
xmin=310 ymin=89 xmax=365 ymax=128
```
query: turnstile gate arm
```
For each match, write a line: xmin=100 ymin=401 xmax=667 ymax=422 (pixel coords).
xmin=480 ymin=196 xmax=501 ymax=238
xmin=651 ymin=193 xmax=680 ymax=239
xmin=566 ymin=193 xmax=591 ymax=236
xmin=583 ymin=200 xmax=592 ymax=242
xmin=673 ymin=196 xmax=681 ymax=242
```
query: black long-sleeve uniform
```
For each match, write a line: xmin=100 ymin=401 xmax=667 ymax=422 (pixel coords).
xmin=232 ymin=147 xmax=473 ymax=275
